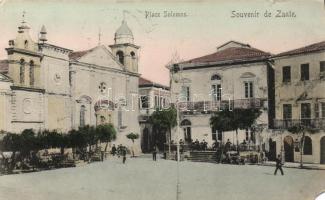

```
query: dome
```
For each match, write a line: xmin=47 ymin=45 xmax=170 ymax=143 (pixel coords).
xmin=114 ymin=20 xmax=134 ymax=44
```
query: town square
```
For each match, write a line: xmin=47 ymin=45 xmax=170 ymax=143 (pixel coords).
xmin=0 ymin=0 xmax=325 ymax=199
xmin=0 ymin=156 xmax=325 ymax=200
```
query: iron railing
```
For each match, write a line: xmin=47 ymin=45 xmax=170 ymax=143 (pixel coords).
xmin=176 ymin=98 xmax=265 ymax=112
xmin=273 ymin=118 xmax=325 ymax=130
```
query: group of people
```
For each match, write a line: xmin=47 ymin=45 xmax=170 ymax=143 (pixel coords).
xmin=111 ymin=144 xmax=127 ymax=164
xmin=190 ymin=139 xmax=208 ymax=151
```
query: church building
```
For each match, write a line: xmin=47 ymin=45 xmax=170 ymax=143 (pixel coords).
xmin=0 ymin=18 xmax=141 ymax=149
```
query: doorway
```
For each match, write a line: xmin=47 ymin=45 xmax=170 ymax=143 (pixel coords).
xmin=284 ymin=136 xmax=294 ymax=162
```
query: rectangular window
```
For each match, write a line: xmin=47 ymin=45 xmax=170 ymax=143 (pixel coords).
xmin=212 ymin=84 xmax=222 ymax=101
xmin=160 ymin=97 xmax=162 ymax=108
xmin=29 ymin=65 xmax=34 ymax=86
xmin=154 ymin=96 xmax=159 ymax=108
xmin=282 ymin=66 xmax=291 ymax=83
xmin=140 ymin=96 xmax=149 ymax=109
xmin=321 ymin=102 xmax=325 ymax=118
xmin=181 ymin=86 xmax=190 ymax=101
xmin=301 ymin=64 xmax=309 ymax=81
xmin=20 ymin=63 xmax=25 ymax=84
xmin=244 ymin=81 xmax=254 ymax=98
xmin=283 ymin=104 xmax=292 ymax=120
xmin=301 ymin=103 xmax=311 ymax=126
xmin=320 ymin=61 xmax=325 ymax=79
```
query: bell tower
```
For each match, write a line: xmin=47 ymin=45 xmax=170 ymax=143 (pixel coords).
xmin=109 ymin=20 xmax=139 ymax=73
xmin=6 ymin=12 xmax=42 ymax=88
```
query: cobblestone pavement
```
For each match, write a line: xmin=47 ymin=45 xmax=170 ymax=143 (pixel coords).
xmin=0 ymin=156 xmax=324 ymax=200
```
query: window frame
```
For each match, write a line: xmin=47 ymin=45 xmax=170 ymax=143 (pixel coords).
xmin=244 ymin=81 xmax=254 ymax=98
xmin=282 ymin=66 xmax=291 ymax=83
xmin=300 ymin=63 xmax=310 ymax=81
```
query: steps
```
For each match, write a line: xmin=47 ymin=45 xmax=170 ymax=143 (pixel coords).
xmin=186 ymin=151 xmax=218 ymax=163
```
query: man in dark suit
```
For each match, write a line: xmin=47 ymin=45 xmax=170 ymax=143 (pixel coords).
xmin=122 ymin=147 xmax=127 ymax=164
xmin=274 ymin=154 xmax=284 ymax=175
xmin=152 ymin=146 xmax=157 ymax=161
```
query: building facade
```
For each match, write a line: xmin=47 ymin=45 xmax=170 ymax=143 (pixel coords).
xmin=271 ymin=41 xmax=325 ymax=164
xmin=168 ymin=41 xmax=274 ymax=148
xmin=0 ymin=19 xmax=141 ymax=151
xmin=138 ymin=77 xmax=170 ymax=152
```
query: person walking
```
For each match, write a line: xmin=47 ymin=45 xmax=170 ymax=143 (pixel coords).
xmin=152 ymin=146 xmax=157 ymax=161
xmin=274 ymin=154 xmax=284 ymax=175
xmin=111 ymin=144 xmax=117 ymax=156
xmin=122 ymin=146 xmax=127 ymax=164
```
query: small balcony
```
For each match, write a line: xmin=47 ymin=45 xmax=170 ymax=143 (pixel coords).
xmin=176 ymin=98 xmax=265 ymax=113
xmin=273 ymin=118 xmax=325 ymax=130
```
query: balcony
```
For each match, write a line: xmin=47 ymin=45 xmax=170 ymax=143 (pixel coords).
xmin=273 ymin=118 xmax=325 ymax=130
xmin=176 ymin=98 xmax=265 ymax=112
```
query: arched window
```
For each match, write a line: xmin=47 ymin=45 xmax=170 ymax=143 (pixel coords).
xmin=303 ymin=136 xmax=312 ymax=155
xmin=130 ymin=51 xmax=135 ymax=59
xmin=181 ymin=119 xmax=191 ymax=143
xmin=211 ymin=74 xmax=222 ymax=101
xmin=80 ymin=105 xmax=86 ymax=127
xmin=100 ymin=116 xmax=106 ymax=124
xmin=29 ymin=60 xmax=34 ymax=86
xmin=116 ymin=51 xmax=124 ymax=65
xmin=211 ymin=74 xmax=221 ymax=81
xmin=180 ymin=119 xmax=191 ymax=126
xmin=20 ymin=59 xmax=25 ymax=84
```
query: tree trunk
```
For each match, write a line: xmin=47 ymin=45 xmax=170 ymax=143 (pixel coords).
xmin=168 ymin=127 xmax=171 ymax=158
xmin=104 ymin=142 xmax=109 ymax=152
xmin=236 ymin=129 xmax=239 ymax=152
xmin=300 ymin=131 xmax=305 ymax=168
xmin=9 ymin=151 xmax=16 ymax=174
xmin=132 ymin=140 xmax=135 ymax=157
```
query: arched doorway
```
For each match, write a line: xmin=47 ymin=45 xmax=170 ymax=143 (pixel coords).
xmin=284 ymin=136 xmax=294 ymax=162
xmin=320 ymin=136 xmax=325 ymax=164
xmin=180 ymin=119 xmax=191 ymax=143
xmin=268 ymin=138 xmax=276 ymax=161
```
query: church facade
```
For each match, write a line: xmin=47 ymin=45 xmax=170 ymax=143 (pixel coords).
xmin=0 ymin=19 xmax=141 ymax=149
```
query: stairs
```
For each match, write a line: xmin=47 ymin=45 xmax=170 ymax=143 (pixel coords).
xmin=186 ymin=151 xmax=218 ymax=163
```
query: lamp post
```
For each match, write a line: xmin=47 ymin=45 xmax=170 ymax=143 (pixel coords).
xmin=171 ymin=63 xmax=182 ymax=200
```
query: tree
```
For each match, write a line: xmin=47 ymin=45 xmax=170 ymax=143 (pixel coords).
xmin=0 ymin=132 xmax=21 ymax=173
xmin=149 ymin=107 xmax=177 ymax=153
xmin=210 ymin=108 xmax=261 ymax=151
xmin=288 ymin=124 xmax=317 ymax=168
xmin=97 ymin=124 xmax=117 ymax=152
xmin=78 ymin=125 xmax=97 ymax=153
xmin=126 ymin=132 xmax=139 ymax=157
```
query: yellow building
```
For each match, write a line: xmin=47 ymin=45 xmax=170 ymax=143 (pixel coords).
xmin=272 ymin=41 xmax=325 ymax=164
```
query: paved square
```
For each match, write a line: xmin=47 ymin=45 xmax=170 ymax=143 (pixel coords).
xmin=0 ymin=156 xmax=324 ymax=200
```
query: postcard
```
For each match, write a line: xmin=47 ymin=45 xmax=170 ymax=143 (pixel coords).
xmin=0 ymin=0 xmax=325 ymax=200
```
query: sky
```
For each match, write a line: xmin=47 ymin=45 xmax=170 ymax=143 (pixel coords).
xmin=0 ymin=0 xmax=325 ymax=86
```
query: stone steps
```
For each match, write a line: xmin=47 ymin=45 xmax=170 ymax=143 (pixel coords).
xmin=186 ymin=151 xmax=218 ymax=163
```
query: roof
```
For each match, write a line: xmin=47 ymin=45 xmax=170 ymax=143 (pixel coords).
xmin=0 ymin=60 xmax=9 ymax=74
xmin=69 ymin=47 xmax=96 ymax=60
xmin=139 ymin=77 xmax=169 ymax=90
xmin=217 ymin=40 xmax=251 ymax=50
xmin=274 ymin=41 xmax=325 ymax=58
xmin=115 ymin=20 xmax=133 ymax=37
xmin=180 ymin=46 xmax=271 ymax=65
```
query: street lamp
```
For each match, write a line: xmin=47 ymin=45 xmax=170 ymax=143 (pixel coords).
xmin=171 ymin=63 xmax=182 ymax=200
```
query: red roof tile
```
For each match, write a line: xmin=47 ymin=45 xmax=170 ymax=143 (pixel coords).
xmin=139 ymin=77 xmax=153 ymax=85
xmin=181 ymin=47 xmax=270 ymax=64
xmin=139 ymin=77 xmax=169 ymax=90
xmin=275 ymin=41 xmax=325 ymax=58
xmin=0 ymin=60 xmax=9 ymax=74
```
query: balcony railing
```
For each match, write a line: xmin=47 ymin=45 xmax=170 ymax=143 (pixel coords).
xmin=273 ymin=118 xmax=325 ymax=130
xmin=176 ymin=98 xmax=264 ymax=112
